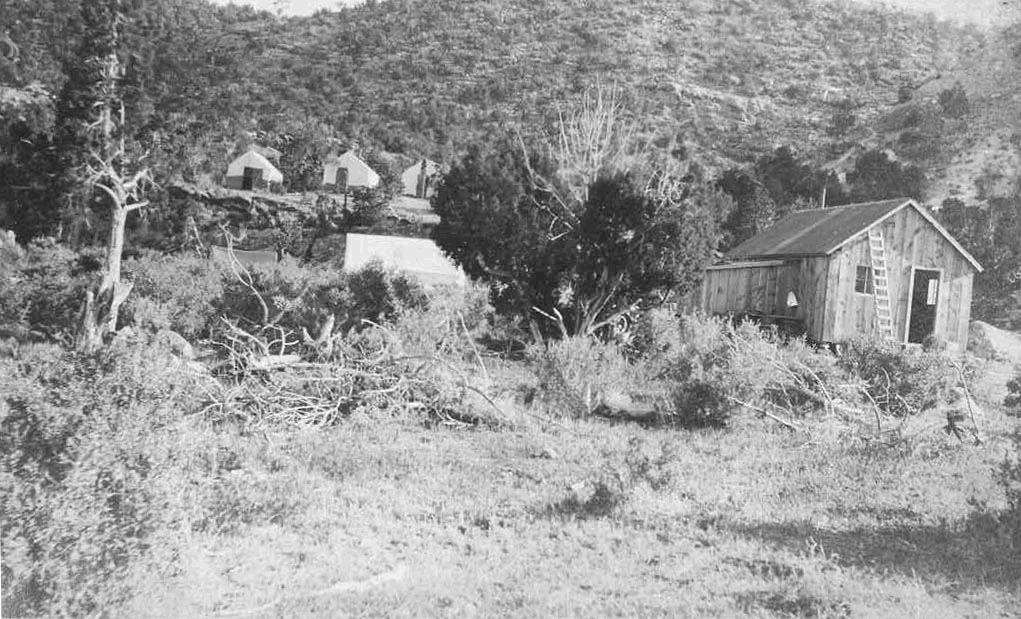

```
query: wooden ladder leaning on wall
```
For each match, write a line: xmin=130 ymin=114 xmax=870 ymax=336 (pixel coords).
xmin=866 ymin=226 xmax=896 ymax=342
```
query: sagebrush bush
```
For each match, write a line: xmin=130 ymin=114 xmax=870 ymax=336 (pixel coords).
xmin=345 ymin=259 xmax=429 ymax=327
xmin=999 ymin=427 xmax=1021 ymax=547
xmin=214 ymin=258 xmax=429 ymax=346
xmin=1004 ymin=366 xmax=1021 ymax=416
xmin=0 ymin=338 xmax=210 ymax=617
xmin=619 ymin=312 xmax=844 ymax=427
xmin=0 ymin=238 xmax=99 ymax=341
xmin=534 ymin=335 xmax=648 ymax=418
xmin=390 ymin=281 xmax=493 ymax=359
xmin=938 ymin=81 xmax=970 ymax=119
xmin=652 ymin=313 xmax=742 ymax=427
xmin=123 ymin=250 xmax=224 ymax=338
xmin=837 ymin=337 xmax=968 ymax=416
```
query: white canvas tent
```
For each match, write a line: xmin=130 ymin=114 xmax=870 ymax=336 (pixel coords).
xmin=323 ymin=151 xmax=380 ymax=192
xmin=225 ymin=149 xmax=284 ymax=190
xmin=400 ymin=159 xmax=442 ymax=198
xmin=343 ymin=233 xmax=465 ymax=287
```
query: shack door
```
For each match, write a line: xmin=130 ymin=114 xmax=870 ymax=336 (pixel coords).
xmin=241 ymin=167 xmax=261 ymax=190
xmin=907 ymin=269 xmax=940 ymax=344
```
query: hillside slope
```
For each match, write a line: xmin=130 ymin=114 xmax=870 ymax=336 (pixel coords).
xmin=3 ymin=0 xmax=1013 ymax=203
xmin=250 ymin=0 xmax=986 ymax=170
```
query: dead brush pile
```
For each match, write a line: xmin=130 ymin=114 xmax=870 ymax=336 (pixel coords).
xmin=200 ymin=259 xmax=500 ymax=429
xmin=205 ymin=320 xmax=491 ymax=427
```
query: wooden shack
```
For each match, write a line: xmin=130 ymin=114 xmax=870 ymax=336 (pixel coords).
xmin=702 ymin=198 xmax=982 ymax=350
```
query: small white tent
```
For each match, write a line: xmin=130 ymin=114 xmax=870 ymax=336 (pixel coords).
xmin=225 ymin=149 xmax=284 ymax=191
xmin=400 ymin=159 xmax=442 ymax=198
xmin=323 ymin=151 xmax=380 ymax=192
xmin=343 ymin=233 xmax=465 ymax=287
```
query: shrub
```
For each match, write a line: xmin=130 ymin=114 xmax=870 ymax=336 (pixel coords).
xmin=346 ymin=260 xmax=429 ymax=327
xmin=1004 ymin=367 xmax=1021 ymax=415
xmin=826 ymin=99 xmax=857 ymax=138
xmin=999 ymin=427 xmax=1021 ymax=547
xmin=122 ymin=250 xmax=224 ymax=338
xmin=533 ymin=335 xmax=647 ymax=418
xmin=642 ymin=313 xmax=845 ymax=427
xmin=897 ymin=84 xmax=913 ymax=103
xmin=837 ymin=337 xmax=967 ymax=416
xmin=390 ymin=281 xmax=494 ymax=360
xmin=938 ymin=81 xmax=970 ymax=119
xmin=652 ymin=314 xmax=741 ymax=427
xmin=214 ymin=258 xmax=428 ymax=346
xmin=0 ymin=238 xmax=98 ymax=341
xmin=0 ymin=338 xmax=209 ymax=617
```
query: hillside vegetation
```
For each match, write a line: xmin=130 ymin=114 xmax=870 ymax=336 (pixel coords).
xmin=186 ymin=0 xmax=996 ymax=174
xmin=2 ymin=0 xmax=1003 ymax=176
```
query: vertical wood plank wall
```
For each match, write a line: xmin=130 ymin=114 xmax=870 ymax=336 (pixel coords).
xmin=702 ymin=260 xmax=829 ymax=341
xmin=823 ymin=207 xmax=974 ymax=350
xmin=796 ymin=257 xmax=829 ymax=342
xmin=703 ymin=262 xmax=794 ymax=315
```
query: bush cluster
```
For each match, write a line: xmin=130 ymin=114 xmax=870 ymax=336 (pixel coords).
xmin=836 ymin=337 xmax=967 ymax=416
xmin=0 ymin=239 xmax=100 ymax=342
xmin=1000 ymin=427 xmax=1021 ymax=547
xmin=534 ymin=309 xmax=973 ymax=429
xmin=123 ymin=250 xmax=224 ymax=339
xmin=938 ymin=82 xmax=970 ymax=119
xmin=0 ymin=338 xmax=209 ymax=617
xmin=534 ymin=311 xmax=848 ymax=428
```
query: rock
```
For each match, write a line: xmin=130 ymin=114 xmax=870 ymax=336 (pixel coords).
xmin=155 ymin=329 xmax=195 ymax=360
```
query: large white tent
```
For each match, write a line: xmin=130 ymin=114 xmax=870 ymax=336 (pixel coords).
xmin=225 ymin=149 xmax=284 ymax=190
xmin=343 ymin=233 xmax=465 ymax=287
xmin=322 ymin=151 xmax=380 ymax=192
xmin=400 ymin=159 xmax=442 ymax=198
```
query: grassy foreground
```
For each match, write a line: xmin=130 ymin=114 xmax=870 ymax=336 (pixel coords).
xmin=118 ymin=385 xmax=1019 ymax=618
xmin=3 ymin=257 xmax=1020 ymax=616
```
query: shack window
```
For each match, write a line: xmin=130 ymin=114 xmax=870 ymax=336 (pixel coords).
xmin=854 ymin=266 xmax=873 ymax=294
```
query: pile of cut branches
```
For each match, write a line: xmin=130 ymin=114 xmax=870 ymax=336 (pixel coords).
xmin=202 ymin=318 xmax=487 ymax=428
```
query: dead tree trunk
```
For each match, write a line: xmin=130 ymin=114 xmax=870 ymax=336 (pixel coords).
xmin=73 ymin=3 xmax=150 ymax=352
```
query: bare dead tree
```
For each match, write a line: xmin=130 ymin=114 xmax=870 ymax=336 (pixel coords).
xmin=75 ymin=4 xmax=152 ymax=352
xmin=548 ymin=85 xmax=638 ymax=206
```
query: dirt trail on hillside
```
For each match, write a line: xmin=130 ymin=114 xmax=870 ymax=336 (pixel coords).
xmin=971 ymin=321 xmax=1021 ymax=406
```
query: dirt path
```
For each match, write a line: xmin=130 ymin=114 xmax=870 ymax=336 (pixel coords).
xmin=972 ymin=322 xmax=1021 ymax=406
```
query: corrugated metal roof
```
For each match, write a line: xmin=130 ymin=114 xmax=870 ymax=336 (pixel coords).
xmin=729 ymin=198 xmax=907 ymax=259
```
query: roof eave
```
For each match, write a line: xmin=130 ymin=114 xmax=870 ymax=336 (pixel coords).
xmin=727 ymin=252 xmax=829 ymax=262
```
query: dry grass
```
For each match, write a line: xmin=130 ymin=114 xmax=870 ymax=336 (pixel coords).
xmin=5 ymin=325 xmax=1020 ymax=618
xmin=120 ymin=383 xmax=1021 ymax=618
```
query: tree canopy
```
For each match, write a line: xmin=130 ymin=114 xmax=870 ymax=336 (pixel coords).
xmin=433 ymin=134 xmax=728 ymax=340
